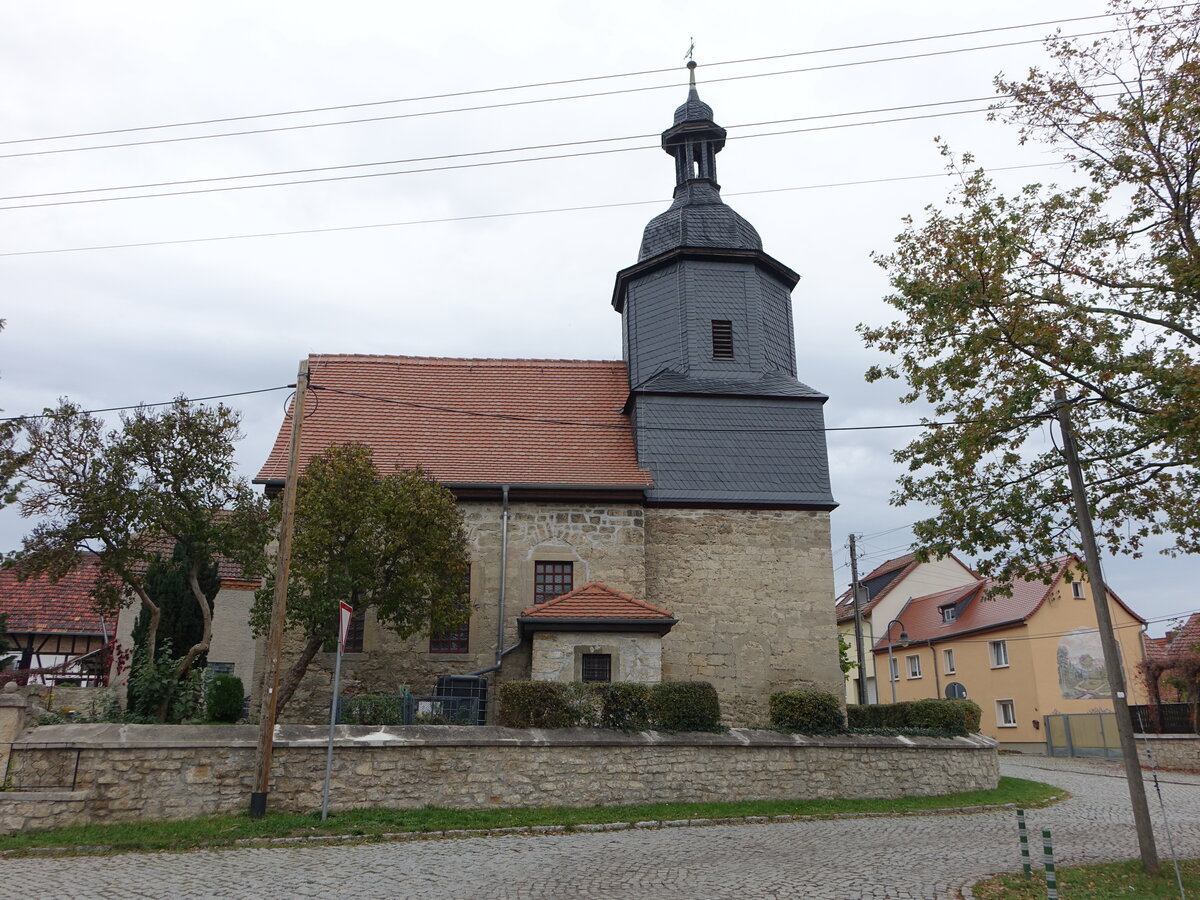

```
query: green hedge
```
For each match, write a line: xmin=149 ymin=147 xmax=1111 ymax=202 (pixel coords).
xmin=205 ymin=674 xmax=245 ymax=723
xmin=649 ymin=681 xmax=722 ymax=732
xmin=499 ymin=680 xmax=720 ymax=731
xmin=769 ymin=690 xmax=845 ymax=733
xmin=847 ymin=699 xmax=981 ymax=736
xmin=599 ymin=682 xmax=652 ymax=731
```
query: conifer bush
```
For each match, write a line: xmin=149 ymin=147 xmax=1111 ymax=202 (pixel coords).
xmin=498 ymin=681 xmax=576 ymax=729
xmin=205 ymin=674 xmax=245 ymax=723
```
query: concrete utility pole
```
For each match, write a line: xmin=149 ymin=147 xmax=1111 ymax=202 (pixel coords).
xmin=251 ymin=359 xmax=309 ymax=820
xmin=848 ymin=534 xmax=868 ymax=706
xmin=1054 ymin=388 xmax=1158 ymax=874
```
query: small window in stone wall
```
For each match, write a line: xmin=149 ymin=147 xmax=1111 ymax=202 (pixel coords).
xmin=534 ymin=561 xmax=573 ymax=604
xmin=208 ymin=662 xmax=234 ymax=676
xmin=581 ymin=653 xmax=612 ymax=683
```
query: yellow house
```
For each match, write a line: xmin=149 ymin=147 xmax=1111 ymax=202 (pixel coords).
xmin=873 ymin=556 xmax=1147 ymax=751
xmin=835 ymin=553 xmax=978 ymax=705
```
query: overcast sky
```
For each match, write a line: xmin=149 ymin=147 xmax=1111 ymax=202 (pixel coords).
xmin=2 ymin=1 xmax=1192 ymax=635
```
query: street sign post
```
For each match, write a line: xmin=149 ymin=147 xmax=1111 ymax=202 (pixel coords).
xmin=320 ymin=601 xmax=353 ymax=821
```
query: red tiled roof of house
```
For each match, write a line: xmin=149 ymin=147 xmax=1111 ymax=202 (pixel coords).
xmin=836 ymin=552 xmax=978 ymax=624
xmin=255 ymin=355 xmax=654 ymax=489
xmin=1155 ymin=613 xmax=1200 ymax=663
xmin=139 ymin=534 xmax=258 ymax=586
xmin=873 ymin=556 xmax=1145 ymax=649
xmin=1143 ymin=633 xmax=1172 ymax=666
xmin=0 ymin=556 xmax=108 ymax=636
xmin=520 ymin=582 xmax=674 ymax=620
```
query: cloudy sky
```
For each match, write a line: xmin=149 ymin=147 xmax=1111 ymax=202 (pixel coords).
xmin=2 ymin=1 xmax=1192 ymax=634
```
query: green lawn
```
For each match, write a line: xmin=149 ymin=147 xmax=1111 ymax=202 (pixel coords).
xmin=973 ymin=857 xmax=1200 ymax=898
xmin=0 ymin=777 xmax=1061 ymax=856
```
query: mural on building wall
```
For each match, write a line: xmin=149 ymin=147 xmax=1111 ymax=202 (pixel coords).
xmin=1057 ymin=629 xmax=1110 ymax=699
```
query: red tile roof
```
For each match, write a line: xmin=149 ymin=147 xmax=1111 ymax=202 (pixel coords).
xmin=1151 ymin=613 xmax=1200 ymax=664
xmin=0 ymin=557 xmax=109 ymax=636
xmin=520 ymin=582 xmax=674 ymax=620
xmin=255 ymin=355 xmax=653 ymax=489
xmin=873 ymin=556 xmax=1145 ymax=649
xmin=835 ymin=553 xmax=919 ymax=622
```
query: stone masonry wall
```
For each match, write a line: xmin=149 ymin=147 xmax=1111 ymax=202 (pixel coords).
xmin=645 ymin=508 xmax=841 ymax=726
xmin=1135 ymin=735 xmax=1200 ymax=771
xmin=273 ymin=501 xmax=646 ymax=723
xmin=530 ymin=631 xmax=662 ymax=683
xmin=0 ymin=724 xmax=999 ymax=833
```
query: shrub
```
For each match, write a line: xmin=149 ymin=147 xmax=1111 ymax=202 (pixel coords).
xmin=847 ymin=699 xmax=981 ymax=736
xmin=205 ymin=674 xmax=245 ymax=723
xmin=769 ymin=690 xmax=845 ymax=733
xmin=498 ymin=682 xmax=576 ymax=729
xmin=340 ymin=693 xmax=407 ymax=726
xmin=649 ymin=681 xmax=721 ymax=732
xmin=600 ymin=682 xmax=652 ymax=731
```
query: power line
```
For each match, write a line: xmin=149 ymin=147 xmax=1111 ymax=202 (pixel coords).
xmin=0 ymin=381 xmax=1054 ymax=434
xmin=0 ymin=25 xmax=1134 ymax=162
xmin=0 ymin=385 xmax=296 ymax=423
xmin=0 ymin=90 xmax=1026 ymax=205
xmin=0 ymin=100 xmax=1022 ymax=211
xmin=0 ymin=160 xmax=1067 ymax=258
xmin=4 ymin=7 xmax=1149 ymax=148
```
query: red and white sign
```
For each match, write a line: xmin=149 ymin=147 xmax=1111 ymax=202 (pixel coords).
xmin=337 ymin=602 xmax=353 ymax=654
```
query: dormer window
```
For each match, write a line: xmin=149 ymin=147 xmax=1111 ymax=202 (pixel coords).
xmin=940 ymin=605 xmax=957 ymax=624
xmin=711 ymin=320 xmax=734 ymax=359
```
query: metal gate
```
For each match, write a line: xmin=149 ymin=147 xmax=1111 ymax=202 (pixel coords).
xmin=1044 ymin=712 xmax=1122 ymax=760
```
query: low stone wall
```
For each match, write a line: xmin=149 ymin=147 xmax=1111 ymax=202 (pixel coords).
xmin=1 ymin=723 xmax=999 ymax=833
xmin=1136 ymin=734 xmax=1200 ymax=771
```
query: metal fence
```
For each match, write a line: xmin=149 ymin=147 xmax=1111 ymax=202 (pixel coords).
xmin=335 ymin=693 xmax=484 ymax=726
xmin=1044 ymin=712 xmax=1123 ymax=760
xmin=1127 ymin=702 xmax=1195 ymax=734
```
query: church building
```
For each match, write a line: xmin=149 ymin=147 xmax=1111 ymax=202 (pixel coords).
xmin=254 ymin=64 xmax=841 ymax=725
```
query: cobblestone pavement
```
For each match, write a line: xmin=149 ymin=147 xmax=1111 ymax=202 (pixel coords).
xmin=7 ymin=756 xmax=1200 ymax=899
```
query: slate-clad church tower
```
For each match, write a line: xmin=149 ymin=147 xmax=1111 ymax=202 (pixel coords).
xmin=613 ymin=63 xmax=835 ymax=507
xmin=613 ymin=64 xmax=842 ymax=717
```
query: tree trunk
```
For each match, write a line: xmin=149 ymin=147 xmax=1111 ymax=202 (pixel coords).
xmin=156 ymin=562 xmax=215 ymax=722
xmin=273 ymin=635 xmax=324 ymax=718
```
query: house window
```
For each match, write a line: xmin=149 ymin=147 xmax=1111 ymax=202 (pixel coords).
xmin=430 ymin=570 xmax=471 ymax=654
xmin=989 ymin=640 xmax=1009 ymax=669
xmin=581 ymin=653 xmax=612 ymax=683
xmin=945 ymin=682 xmax=967 ymax=700
xmin=906 ymin=654 xmax=922 ymax=679
xmin=889 ymin=656 xmax=899 ymax=682
xmin=1072 ymin=581 xmax=1086 ymax=599
xmin=534 ymin=561 xmax=573 ymax=604
xmin=711 ymin=320 xmax=734 ymax=359
xmin=943 ymin=648 xmax=956 ymax=674
xmin=940 ymin=605 xmax=957 ymax=623
xmin=996 ymin=699 xmax=1017 ymax=728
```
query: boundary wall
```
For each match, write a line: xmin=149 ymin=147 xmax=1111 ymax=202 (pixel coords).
xmin=2 ymin=723 xmax=998 ymax=833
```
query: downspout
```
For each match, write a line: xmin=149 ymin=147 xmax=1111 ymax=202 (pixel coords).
xmin=469 ymin=484 xmax=522 ymax=676
xmin=930 ymin=640 xmax=941 ymax=699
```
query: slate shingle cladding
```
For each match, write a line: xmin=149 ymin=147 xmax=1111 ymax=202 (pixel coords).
xmin=616 ymin=69 xmax=836 ymax=509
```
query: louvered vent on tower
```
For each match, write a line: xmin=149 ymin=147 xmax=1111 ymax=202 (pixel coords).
xmin=711 ymin=320 xmax=734 ymax=359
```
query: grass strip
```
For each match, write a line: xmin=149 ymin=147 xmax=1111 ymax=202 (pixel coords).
xmin=973 ymin=857 xmax=1200 ymax=898
xmin=0 ymin=777 xmax=1061 ymax=856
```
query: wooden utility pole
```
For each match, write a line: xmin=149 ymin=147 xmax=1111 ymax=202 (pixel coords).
xmin=848 ymin=534 xmax=868 ymax=706
xmin=1054 ymin=389 xmax=1158 ymax=873
xmin=251 ymin=358 xmax=309 ymax=819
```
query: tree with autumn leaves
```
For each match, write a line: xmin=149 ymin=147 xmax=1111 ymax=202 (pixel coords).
xmin=10 ymin=399 xmax=272 ymax=718
xmin=862 ymin=0 xmax=1200 ymax=584
xmin=250 ymin=443 xmax=469 ymax=717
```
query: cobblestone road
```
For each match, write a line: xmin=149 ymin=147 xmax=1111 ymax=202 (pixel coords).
xmin=6 ymin=757 xmax=1200 ymax=899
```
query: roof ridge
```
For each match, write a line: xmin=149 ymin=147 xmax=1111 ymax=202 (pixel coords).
xmin=308 ymin=354 xmax=625 ymax=366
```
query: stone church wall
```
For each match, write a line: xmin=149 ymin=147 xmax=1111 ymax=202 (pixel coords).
xmin=645 ymin=507 xmax=841 ymax=726
xmin=270 ymin=500 xmax=647 ymax=723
